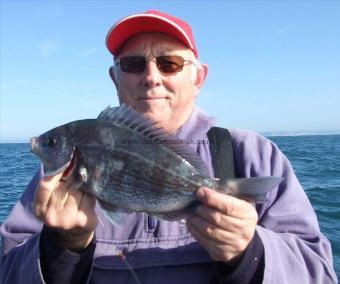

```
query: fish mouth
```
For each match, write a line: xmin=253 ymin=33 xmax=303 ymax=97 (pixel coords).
xmin=30 ymin=137 xmax=39 ymax=154
xmin=61 ymin=149 xmax=77 ymax=179
xmin=44 ymin=148 xmax=76 ymax=177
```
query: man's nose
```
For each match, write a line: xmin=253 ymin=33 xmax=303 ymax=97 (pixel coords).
xmin=142 ymin=61 xmax=162 ymax=87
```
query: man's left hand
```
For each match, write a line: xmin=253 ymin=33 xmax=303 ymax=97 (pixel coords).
xmin=187 ymin=187 xmax=258 ymax=263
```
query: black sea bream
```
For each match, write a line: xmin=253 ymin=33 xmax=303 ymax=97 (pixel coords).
xmin=30 ymin=105 xmax=283 ymax=223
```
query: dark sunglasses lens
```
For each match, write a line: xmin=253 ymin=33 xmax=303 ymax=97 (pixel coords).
xmin=119 ymin=56 xmax=146 ymax=73
xmin=156 ymin=56 xmax=185 ymax=73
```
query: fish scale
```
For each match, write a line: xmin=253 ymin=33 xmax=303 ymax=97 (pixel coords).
xmin=82 ymin=165 xmax=195 ymax=212
xmin=77 ymin=144 xmax=198 ymax=194
xmin=30 ymin=104 xmax=284 ymax=224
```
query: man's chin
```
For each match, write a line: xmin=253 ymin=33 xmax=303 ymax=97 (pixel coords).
xmin=142 ymin=109 xmax=170 ymax=127
xmin=135 ymin=100 xmax=168 ymax=114
xmin=144 ymin=110 xmax=169 ymax=123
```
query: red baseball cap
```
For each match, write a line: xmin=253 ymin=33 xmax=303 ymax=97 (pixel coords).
xmin=106 ymin=10 xmax=199 ymax=58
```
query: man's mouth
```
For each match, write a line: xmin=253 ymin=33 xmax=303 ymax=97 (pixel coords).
xmin=138 ymin=96 xmax=167 ymax=101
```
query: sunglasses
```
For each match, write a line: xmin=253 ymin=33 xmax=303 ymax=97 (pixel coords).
xmin=115 ymin=55 xmax=196 ymax=74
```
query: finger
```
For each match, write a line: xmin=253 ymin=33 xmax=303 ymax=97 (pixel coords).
xmin=77 ymin=194 xmax=98 ymax=229
xmin=61 ymin=191 xmax=95 ymax=231
xmin=48 ymin=174 xmax=78 ymax=209
xmin=63 ymin=181 xmax=83 ymax=211
xmin=43 ymin=181 xmax=83 ymax=230
xmin=187 ymin=222 xmax=237 ymax=261
xmin=195 ymin=187 xmax=251 ymax=217
xmin=78 ymin=193 xmax=96 ymax=212
xmin=34 ymin=171 xmax=64 ymax=217
xmin=188 ymin=215 xmax=237 ymax=244
xmin=187 ymin=221 xmax=215 ymax=247
xmin=194 ymin=206 xmax=246 ymax=232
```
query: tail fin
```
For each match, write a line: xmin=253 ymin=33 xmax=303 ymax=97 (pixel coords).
xmin=213 ymin=176 xmax=283 ymax=203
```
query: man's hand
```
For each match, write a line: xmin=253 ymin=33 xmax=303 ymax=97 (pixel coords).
xmin=34 ymin=168 xmax=97 ymax=251
xmin=187 ymin=187 xmax=258 ymax=264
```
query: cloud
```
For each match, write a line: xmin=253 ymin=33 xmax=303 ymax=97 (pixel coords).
xmin=39 ymin=39 xmax=60 ymax=59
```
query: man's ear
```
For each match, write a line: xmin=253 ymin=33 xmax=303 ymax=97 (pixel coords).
xmin=194 ymin=64 xmax=208 ymax=91
xmin=109 ymin=66 xmax=119 ymax=90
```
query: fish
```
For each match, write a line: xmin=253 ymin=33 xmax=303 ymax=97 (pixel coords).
xmin=30 ymin=104 xmax=283 ymax=224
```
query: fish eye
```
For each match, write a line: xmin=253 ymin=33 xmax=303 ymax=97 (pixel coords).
xmin=48 ymin=136 xmax=58 ymax=147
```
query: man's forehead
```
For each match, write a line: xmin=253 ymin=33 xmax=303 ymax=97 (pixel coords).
xmin=117 ymin=32 xmax=193 ymax=56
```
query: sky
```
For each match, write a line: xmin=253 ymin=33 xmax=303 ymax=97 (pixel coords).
xmin=1 ymin=0 xmax=339 ymax=142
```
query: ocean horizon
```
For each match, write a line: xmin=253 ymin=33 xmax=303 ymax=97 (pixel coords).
xmin=2 ymin=130 xmax=340 ymax=144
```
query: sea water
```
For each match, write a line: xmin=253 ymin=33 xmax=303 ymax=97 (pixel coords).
xmin=1 ymin=135 xmax=339 ymax=278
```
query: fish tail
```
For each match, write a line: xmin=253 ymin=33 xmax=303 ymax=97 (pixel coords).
xmin=206 ymin=176 xmax=283 ymax=203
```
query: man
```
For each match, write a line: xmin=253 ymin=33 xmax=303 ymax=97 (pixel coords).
xmin=0 ymin=10 xmax=337 ymax=283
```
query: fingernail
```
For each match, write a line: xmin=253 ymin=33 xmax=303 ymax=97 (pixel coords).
xmin=196 ymin=188 xmax=206 ymax=199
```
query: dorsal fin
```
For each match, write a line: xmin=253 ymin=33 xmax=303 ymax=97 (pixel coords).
xmin=98 ymin=104 xmax=209 ymax=176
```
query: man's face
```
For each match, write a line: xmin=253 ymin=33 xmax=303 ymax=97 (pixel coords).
xmin=111 ymin=33 xmax=207 ymax=133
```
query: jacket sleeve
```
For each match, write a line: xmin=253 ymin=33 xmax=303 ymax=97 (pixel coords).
xmin=39 ymin=226 xmax=95 ymax=284
xmin=0 ymin=170 xmax=45 ymax=283
xmin=230 ymin=129 xmax=337 ymax=283
xmin=0 ymin=169 xmax=97 ymax=284
xmin=215 ymin=230 xmax=265 ymax=283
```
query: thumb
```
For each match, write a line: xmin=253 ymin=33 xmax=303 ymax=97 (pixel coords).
xmin=34 ymin=171 xmax=64 ymax=217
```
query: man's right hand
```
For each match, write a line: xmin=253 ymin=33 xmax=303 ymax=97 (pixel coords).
xmin=34 ymin=168 xmax=98 ymax=251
